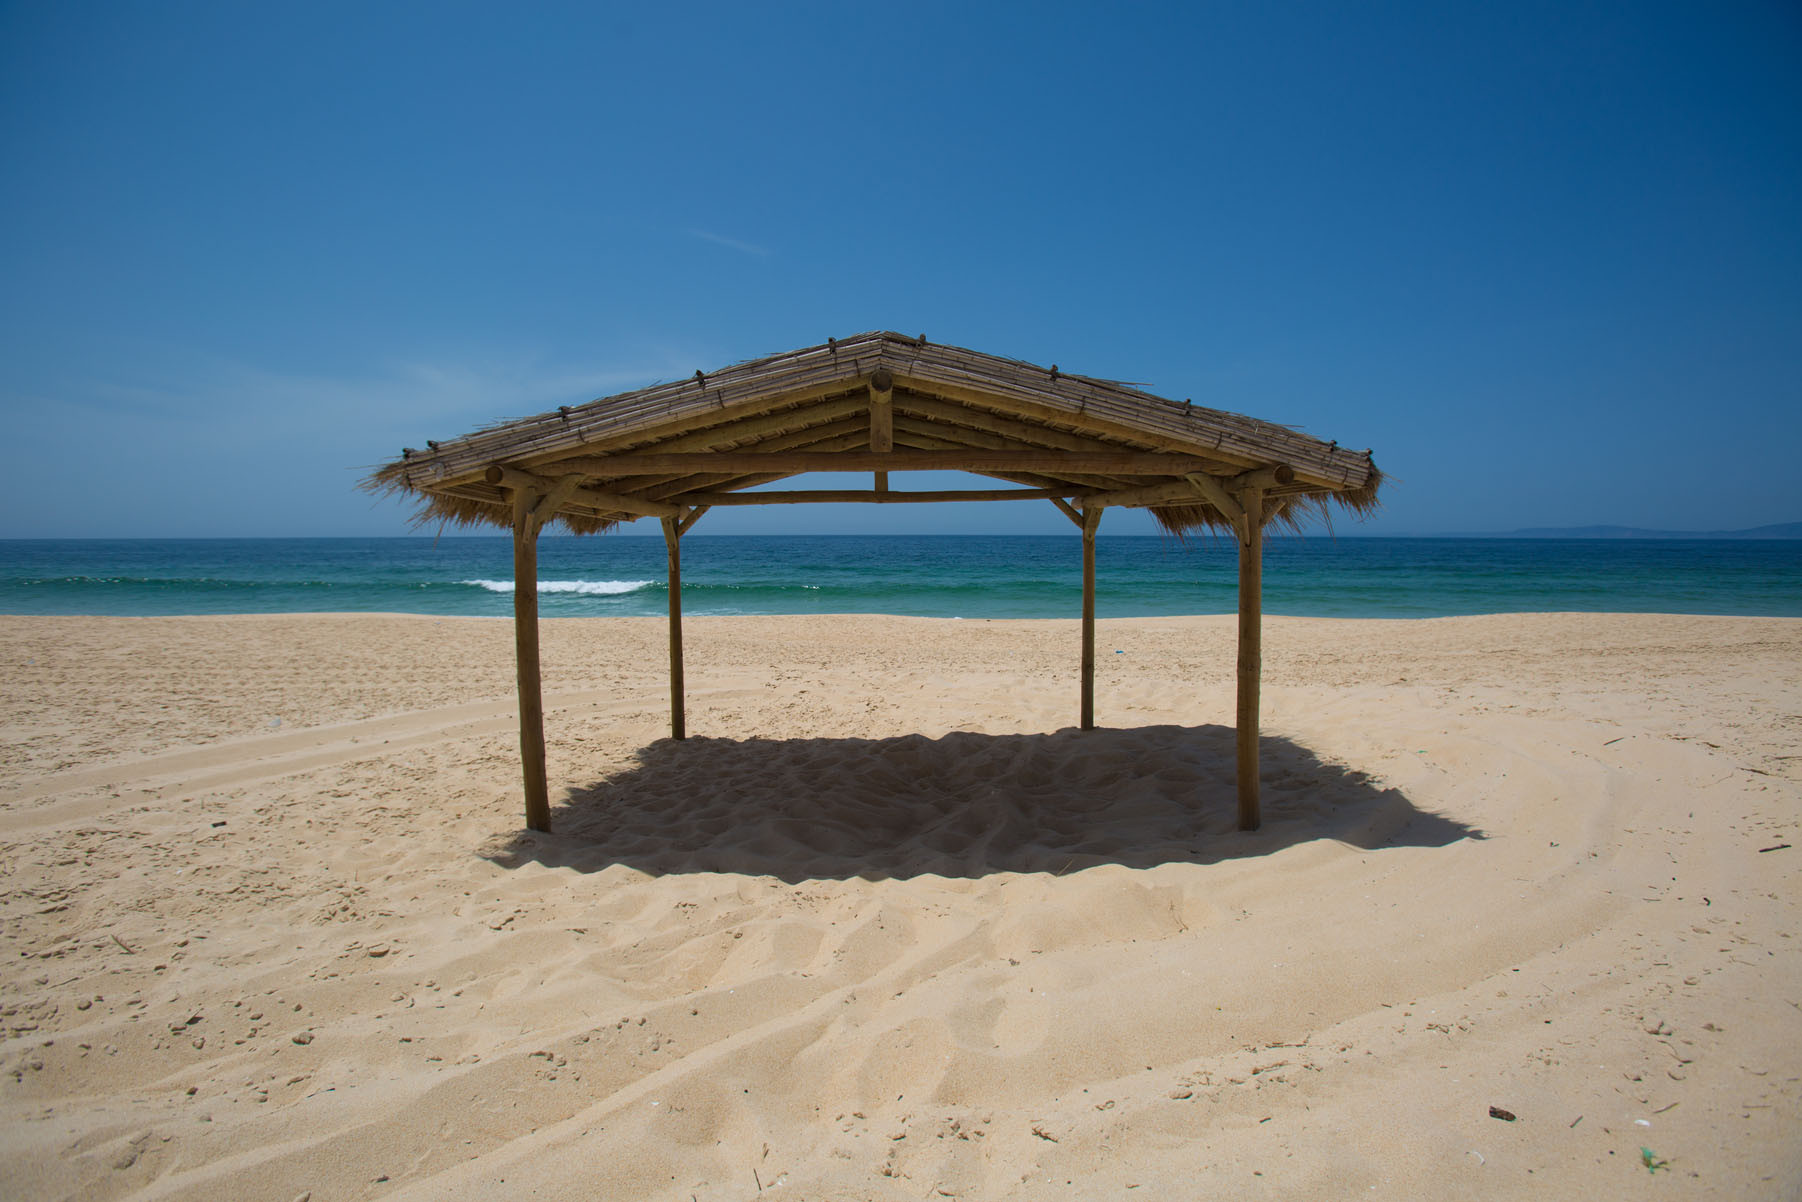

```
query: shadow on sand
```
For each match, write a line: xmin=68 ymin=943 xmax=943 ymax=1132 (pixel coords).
xmin=485 ymin=724 xmax=1481 ymax=883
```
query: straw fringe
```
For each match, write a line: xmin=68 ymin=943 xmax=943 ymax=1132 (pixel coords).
xmin=1150 ymin=463 xmax=1384 ymax=539
xmin=360 ymin=471 xmax=622 ymax=535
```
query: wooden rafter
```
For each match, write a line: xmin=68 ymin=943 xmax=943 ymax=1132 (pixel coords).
xmin=893 ymin=392 xmax=1156 ymax=456
xmin=484 ymin=465 xmax=681 ymax=519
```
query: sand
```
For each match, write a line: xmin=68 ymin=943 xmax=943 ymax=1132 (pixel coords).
xmin=2 ymin=611 xmax=1799 ymax=1200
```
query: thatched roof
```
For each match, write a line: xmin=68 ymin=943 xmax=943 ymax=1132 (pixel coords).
xmin=365 ymin=331 xmax=1380 ymax=536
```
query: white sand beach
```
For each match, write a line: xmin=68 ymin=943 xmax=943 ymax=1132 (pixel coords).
xmin=2 ymin=612 xmax=1799 ymax=1199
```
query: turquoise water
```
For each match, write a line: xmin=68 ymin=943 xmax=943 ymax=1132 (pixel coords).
xmin=0 ymin=536 xmax=1798 ymax=619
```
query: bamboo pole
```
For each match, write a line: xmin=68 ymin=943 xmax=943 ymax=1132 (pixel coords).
xmin=1236 ymin=486 xmax=1265 ymax=830
xmin=679 ymin=487 xmax=1071 ymax=506
xmin=871 ymin=370 xmax=895 ymax=492
xmin=1226 ymin=463 xmax=1297 ymax=493
xmin=662 ymin=515 xmax=686 ymax=740
xmin=1081 ymin=507 xmax=1101 ymax=730
xmin=1185 ymin=473 xmax=1249 ymax=534
xmin=869 ymin=369 xmax=894 ymax=451
xmin=511 ymin=487 xmax=551 ymax=832
xmin=563 ymin=450 xmax=1225 ymax=475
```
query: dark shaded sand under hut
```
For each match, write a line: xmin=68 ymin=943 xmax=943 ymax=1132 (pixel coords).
xmin=367 ymin=332 xmax=1382 ymax=833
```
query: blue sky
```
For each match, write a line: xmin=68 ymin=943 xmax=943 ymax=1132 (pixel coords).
xmin=3 ymin=0 xmax=1797 ymax=537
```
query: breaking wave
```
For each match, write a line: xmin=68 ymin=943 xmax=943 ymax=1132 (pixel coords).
xmin=463 ymin=578 xmax=655 ymax=596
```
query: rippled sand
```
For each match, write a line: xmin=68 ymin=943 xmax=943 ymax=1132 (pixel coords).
xmin=2 ymin=612 xmax=1799 ymax=1199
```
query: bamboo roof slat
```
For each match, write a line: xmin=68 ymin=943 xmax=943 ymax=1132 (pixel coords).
xmin=640 ymin=472 xmax=799 ymax=505
xmin=892 ymin=393 xmax=1162 ymax=455
xmin=566 ymin=394 xmax=871 ymax=458
xmin=579 ymin=413 xmax=875 ymax=496
xmin=629 ymin=422 xmax=875 ymax=500
xmin=889 ymin=425 xmax=1138 ymax=491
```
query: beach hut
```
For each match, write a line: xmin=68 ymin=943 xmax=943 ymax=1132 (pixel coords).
xmin=367 ymin=332 xmax=1381 ymax=834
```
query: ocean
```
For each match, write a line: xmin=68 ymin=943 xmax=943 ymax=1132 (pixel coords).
xmin=1 ymin=536 xmax=1798 ymax=619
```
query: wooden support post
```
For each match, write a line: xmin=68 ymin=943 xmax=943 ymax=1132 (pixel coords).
xmin=511 ymin=487 xmax=551 ymax=832
xmin=871 ymin=369 xmax=894 ymax=494
xmin=1236 ymin=486 xmax=1265 ymax=830
xmin=1184 ymin=473 xmax=1248 ymax=534
xmin=1081 ymin=507 xmax=1101 ymax=729
xmin=868 ymin=369 xmax=895 ymax=450
xmin=662 ymin=514 xmax=686 ymax=740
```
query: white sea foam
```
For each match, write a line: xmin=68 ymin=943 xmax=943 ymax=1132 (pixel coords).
xmin=463 ymin=579 xmax=654 ymax=596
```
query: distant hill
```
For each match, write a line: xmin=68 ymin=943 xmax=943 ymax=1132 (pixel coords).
xmin=1502 ymin=522 xmax=1802 ymax=540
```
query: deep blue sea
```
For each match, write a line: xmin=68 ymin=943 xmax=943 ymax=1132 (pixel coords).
xmin=0 ymin=536 xmax=1798 ymax=619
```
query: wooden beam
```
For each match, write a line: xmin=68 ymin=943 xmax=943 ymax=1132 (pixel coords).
xmin=1236 ymin=486 xmax=1265 ymax=831
xmin=677 ymin=504 xmax=709 ymax=536
xmin=484 ymin=465 xmax=681 ymax=519
xmin=868 ymin=368 xmax=894 ymax=453
xmin=1228 ymin=463 xmax=1297 ymax=493
xmin=679 ymin=487 xmax=1072 ymax=506
xmin=1079 ymin=478 xmax=1215 ymax=511
xmin=956 ymin=467 xmax=1128 ymax=496
xmin=510 ymin=486 xmax=551 ymax=832
xmin=871 ymin=370 xmax=895 ymax=491
xmin=1185 ymin=473 xmax=1249 ymax=539
xmin=661 ymin=515 xmax=686 ymax=741
xmin=1080 ymin=507 xmax=1102 ymax=730
xmin=644 ymin=471 xmax=798 ymax=504
xmin=1200 ymin=466 xmax=1293 ymax=542
xmin=1074 ymin=464 xmax=1301 ymax=519
xmin=529 ymin=474 xmax=586 ymax=527
xmin=1049 ymin=497 xmax=1083 ymax=527
xmin=570 ymin=450 xmax=1226 ymax=475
